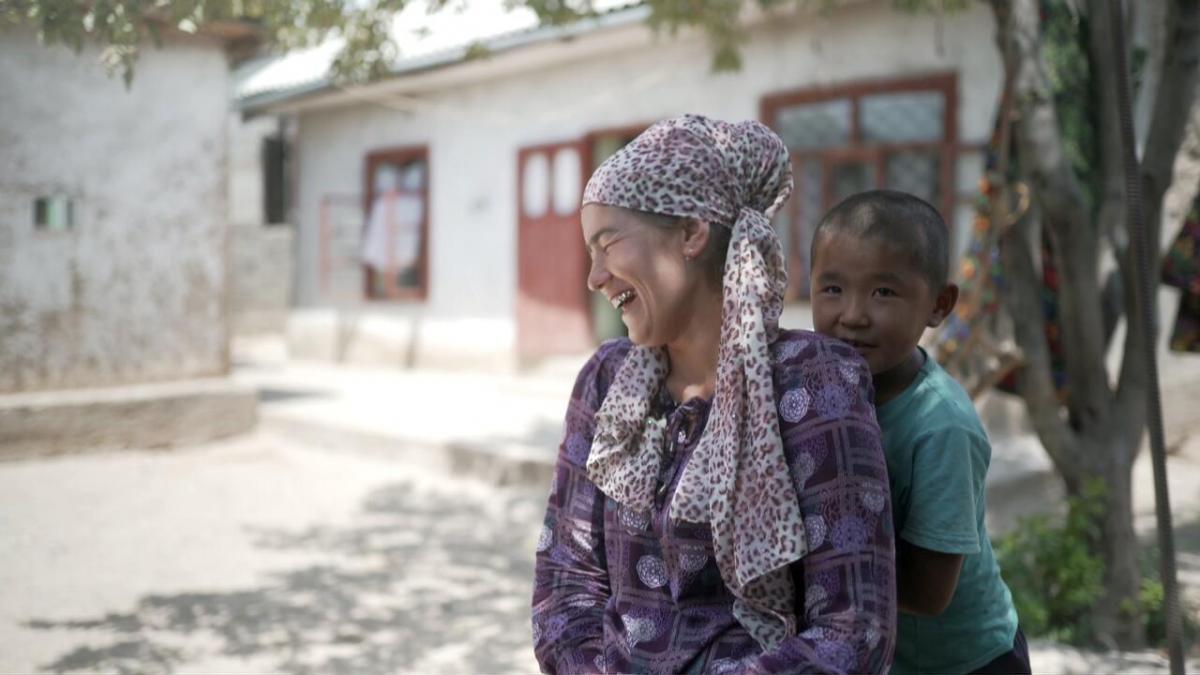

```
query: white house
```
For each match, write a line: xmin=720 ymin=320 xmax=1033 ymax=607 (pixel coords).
xmin=235 ymin=0 xmax=1003 ymax=371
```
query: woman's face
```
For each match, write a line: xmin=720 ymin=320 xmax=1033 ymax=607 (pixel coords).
xmin=581 ymin=204 xmax=702 ymax=347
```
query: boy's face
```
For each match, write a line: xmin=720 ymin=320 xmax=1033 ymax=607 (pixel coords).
xmin=810 ymin=231 xmax=956 ymax=375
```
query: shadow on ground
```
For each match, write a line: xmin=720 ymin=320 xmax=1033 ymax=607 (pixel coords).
xmin=23 ymin=484 xmax=1200 ymax=674
xmin=256 ymin=387 xmax=331 ymax=404
xmin=25 ymin=482 xmax=545 ymax=674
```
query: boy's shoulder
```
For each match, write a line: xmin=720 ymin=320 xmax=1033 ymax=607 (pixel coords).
xmin=886 ymin=355 xmax=989 ymax=442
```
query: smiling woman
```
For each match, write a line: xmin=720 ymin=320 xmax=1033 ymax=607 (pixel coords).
xmin=531 ymin=114 xmax=898 ymax=674
xmin=581 ymin=206 xmax=709 ymax=348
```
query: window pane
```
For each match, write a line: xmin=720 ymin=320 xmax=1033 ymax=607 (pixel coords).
xmin=772 ymin=208 xmax=791 ymax=275
xmin=796 ymin=160 xmax=823 ymax=296
xmin=776 ymin=99 xmax=852 ymax=150
xmin=33 ymin=195 xmax=75 ymax=231
xmin=832 ymin=161 xmax=876 ymax=202
xmin=885 ymin=151 xmax=940 ymax=205
xmin=956 ymin=150 xmax=985 ymax=199
xmin=522 ymin=152 xmax=550 ymax=219
xmin=861 ymin=91 xmax=944 ymax=143
xmin=401 ymin=159 xmax=426 ymax=190
xmin=363 ymin=157 xmax=428 ymax=297
xmin=262 ymin=136 xmax=289 ymax=224
xmin=552 ymin=147 xmax=582 ymax=216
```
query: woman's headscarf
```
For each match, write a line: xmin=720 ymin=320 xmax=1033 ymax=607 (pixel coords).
xmin=582 ymin=114 xmax=805 ymax=649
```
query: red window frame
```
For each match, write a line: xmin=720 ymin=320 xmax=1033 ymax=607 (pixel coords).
xmin=760 ymin=73 xmax=959 ymax=299
xmin=363 ymin=145 xmax=430 ymax=301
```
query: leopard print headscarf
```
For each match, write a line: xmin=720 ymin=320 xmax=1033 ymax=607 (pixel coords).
xmin=582 ymin=114 xmax=805 ymax=649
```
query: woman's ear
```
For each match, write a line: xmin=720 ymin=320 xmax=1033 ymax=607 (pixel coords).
xmin=680 ymin=218 xmax=711 ymax=260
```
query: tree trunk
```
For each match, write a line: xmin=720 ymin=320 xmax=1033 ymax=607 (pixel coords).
xmin=1092 ymin=447 xmax=1143 ymax=648
xmin=990 ymin=0 xmax=1148 ymax=646
xmin=996 ymin=196 xmax=1148 ymax=647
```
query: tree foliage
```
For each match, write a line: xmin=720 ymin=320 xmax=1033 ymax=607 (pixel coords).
xmin=2 ymin=0 xmax=417 ymax=84
xmin=2 ymin=0 xmax=972 ymax=84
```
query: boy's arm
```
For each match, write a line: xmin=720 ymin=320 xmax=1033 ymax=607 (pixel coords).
xmin=896 ymin=426 xmax=988 ymax=617
xmin=897 ymin=539 xmax=964 ymax=617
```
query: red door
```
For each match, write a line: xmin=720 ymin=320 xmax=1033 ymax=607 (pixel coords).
xmin=516 ymin=141 xmax=593 ymax=362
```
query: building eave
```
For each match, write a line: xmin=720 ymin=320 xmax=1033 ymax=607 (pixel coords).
xmin=237 ymin=3 xmax=651 ymax=116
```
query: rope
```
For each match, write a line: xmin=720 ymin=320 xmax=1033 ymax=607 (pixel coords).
xmin=1106 ymin=0 xmax=1186 ymax=670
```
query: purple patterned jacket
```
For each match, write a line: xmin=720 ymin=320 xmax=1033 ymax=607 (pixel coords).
xmin=532 ymin=331 xmax=896 ymax=674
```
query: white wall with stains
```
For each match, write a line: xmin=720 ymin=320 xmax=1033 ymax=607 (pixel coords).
xmin=0 ymin=29 xmax=231 ymax=392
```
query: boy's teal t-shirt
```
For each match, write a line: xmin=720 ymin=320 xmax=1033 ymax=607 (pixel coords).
xmin=877 ymin=351 xmax=1019 ymax=674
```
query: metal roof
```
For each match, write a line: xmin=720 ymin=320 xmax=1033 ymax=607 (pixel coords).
xmin=233 ymin=0 xmax=647 ymax=111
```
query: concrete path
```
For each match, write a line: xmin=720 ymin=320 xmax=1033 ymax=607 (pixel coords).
xmin=0 ymin=337 xmax=1196 ymax=673
xmin=232 ymin=336 xmax=580 ymax=488
xmin=0 ymin=433 xmax=546 ymax=674
xmin=1 ymin=431 xmax=1197 ymax=674
xmin=231 ymin=337 xmax=1200 ymax=536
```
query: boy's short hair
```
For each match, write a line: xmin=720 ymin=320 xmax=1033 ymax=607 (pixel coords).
xmin=812 ymin=189 xmax=951 ymax=291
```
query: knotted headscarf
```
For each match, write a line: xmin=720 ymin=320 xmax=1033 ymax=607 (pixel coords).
xmin=582 ymin=114 xmax=805 ymax=649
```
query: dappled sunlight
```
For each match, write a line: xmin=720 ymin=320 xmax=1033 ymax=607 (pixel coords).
xmin=24 ymin=481 xmax=545 ymax=674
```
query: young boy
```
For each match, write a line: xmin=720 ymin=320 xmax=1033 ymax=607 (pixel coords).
xmin=809 ymin=190 xmax=1029 ymax=674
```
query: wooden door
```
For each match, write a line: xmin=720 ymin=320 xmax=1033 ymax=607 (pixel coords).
xmin=516 ymin=141 xmax=592 ymax=362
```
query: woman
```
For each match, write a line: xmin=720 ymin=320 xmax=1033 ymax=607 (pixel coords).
xmin=531 ymin=115 xmax=895 ymax=674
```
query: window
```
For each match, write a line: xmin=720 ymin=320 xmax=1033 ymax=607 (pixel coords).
xmin=362 ymin=146 xmax=430 ymax=301
xmin=762 ymin=74 xmax=958 ymax=298
xmin=262 ymin=135 xmax=289 ymax=225
xmin=34 ymin=195 xmax=75 ymax=231
xmin=522 ymin=152 xmax=552 ymax=219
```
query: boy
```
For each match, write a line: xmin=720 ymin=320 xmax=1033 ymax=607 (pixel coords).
xmin=809 ymin=190 xmax=1028 ymax=674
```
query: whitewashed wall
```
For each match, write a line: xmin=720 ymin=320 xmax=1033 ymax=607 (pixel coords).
xmin=0 ymin=29 xmax=231 ymax=391
xmin=287 ymin=2 xmax=1002 ymax=366
xmin=227 ymin=113 xmax=294 ymax=334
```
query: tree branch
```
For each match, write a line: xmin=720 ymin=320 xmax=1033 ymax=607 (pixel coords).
xmin=1088 ymin=0 xmax=1131 ymax=252
xmin=1086 ymin=0 xmax=1143 ymax=469
xmin=998 ymin=204 xmax=1084 ymax=473
xmin=1003 ymin=0 xmax=1113 ymax=431
xmin=987 ymin=0 xmax=1082 ymax=471
xmin=1132 ymin=0 xmax=1171 ymax=142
